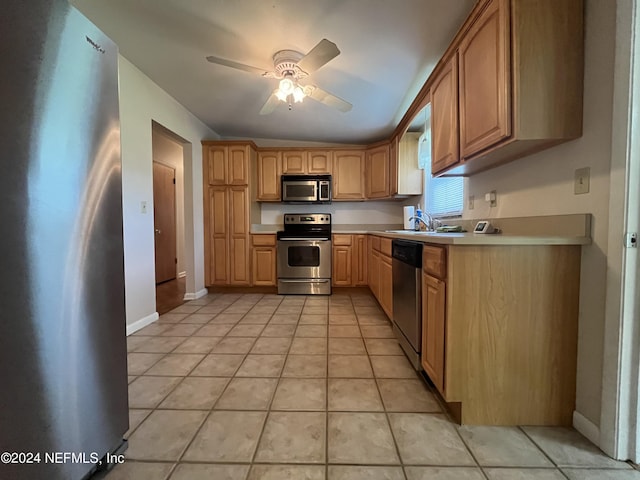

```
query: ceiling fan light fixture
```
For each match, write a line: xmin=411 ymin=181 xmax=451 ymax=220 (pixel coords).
xmin=278 ymin=76 xmax=295 ymax=96
xmin=292 ymin=86 xmax=305 ymax=103
xmin=275 ymin=89 xmax=288 ymax=102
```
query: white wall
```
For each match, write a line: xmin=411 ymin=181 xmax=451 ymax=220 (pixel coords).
xmin=152 ymin=129 xmax=185 ymax=276
xmin=261 ymin=201 xmax=407 ymax=225
xmin=463 ymin=0 xmax=615 ymax=428
xmin=119 ymin=56 xmax=218 ymax=328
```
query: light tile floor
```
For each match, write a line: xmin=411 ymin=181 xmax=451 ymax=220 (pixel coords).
xmin=104 ymin=292 xmax=639 ymax=480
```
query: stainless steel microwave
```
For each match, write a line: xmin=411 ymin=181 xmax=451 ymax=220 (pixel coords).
xmin=281 ymin=175 xmax=331 ymax=203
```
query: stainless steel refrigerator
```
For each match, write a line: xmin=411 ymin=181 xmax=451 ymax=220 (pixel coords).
xmin=0 ymin=1 xmax=129 ymax=479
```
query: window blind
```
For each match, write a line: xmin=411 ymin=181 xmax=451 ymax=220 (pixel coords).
xmin=425 ymin=175 xmax=464 ymax=217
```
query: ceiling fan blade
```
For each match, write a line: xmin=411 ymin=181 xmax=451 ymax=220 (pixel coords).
xmin=259 ymin=92 xmax=280 ymax=115
xmin=297 ymin=39 xmax=340 ymax=74
xmin=206 ymin=55 xmax=269 ymax=76
xmin=305 ymin=85 xmax=352 ymax=113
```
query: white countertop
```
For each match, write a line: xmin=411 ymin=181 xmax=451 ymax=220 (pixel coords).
xmin=364 ymin=230 xmax=591 ymax=246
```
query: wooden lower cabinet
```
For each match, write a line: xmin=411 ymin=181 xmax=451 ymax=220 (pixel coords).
xmin=422 ymin=244 xmax=581 ymax=425
xmin=367 ymin=235 xmax=392 ymax=318
xmin=332 ymin=234 xmax=367 ymax=287
xmin=378 ymin=254 xmax=393 ymax=318
xmin=251 ymin=235 xmax=276 ymax=286
xmin=353 ymin=235 xmax=368 ymax=286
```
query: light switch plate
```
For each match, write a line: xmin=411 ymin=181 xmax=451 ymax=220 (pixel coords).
xmin=574 ymin=167 xmax=590 ymax=194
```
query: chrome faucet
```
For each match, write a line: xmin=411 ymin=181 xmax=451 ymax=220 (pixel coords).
xmin=408 ymin=212 xmax=440 ymax=231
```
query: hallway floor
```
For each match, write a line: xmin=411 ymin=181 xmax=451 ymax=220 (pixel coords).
xmin=112 ymin=292 xmax=639 ymax=480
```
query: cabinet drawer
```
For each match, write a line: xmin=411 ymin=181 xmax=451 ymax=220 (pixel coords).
xmin=380 ymin=238 xmax=393 ymax=257
xmin=423 ymin=245 xmax=446 ymax=279
xmin=333 ymin=234 xmax=353 ymax=246
xmin=252 ymin=234 xmax=276 ymax=247
xmin=370 ymin=235 xmax=381 ymax=252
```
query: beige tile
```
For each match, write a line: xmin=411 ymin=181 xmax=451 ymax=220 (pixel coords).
xmin=159 ymin=377 xmax=229 ymax=409
xmin=180 ymin=313 xmax=215 ymax=324
xmin=127 ymin=353 xmax=165 ymax=375
xmin=355 ymin=306 xmax=384 ymax=316
xmin=126 ymin=410 xmax=206 ymax=460
xmin=169 ymin=305 xmax=201 ymax=314
xmin=215 ymin=377 xmax=278 ymax=410
xmin=303 ymin=306 xmax=328 ymax=315
xmin=404 ymin=467 xmax=486 ymax=480
xmin=248 ymin=464 xmax=325 ymax=480
xmin=289 ymin=337 xmax=327 ymax=354
xmin=196 ymin=305 xmax=227 ymax=314
xmin=128 ymin=375 xmax=137 ymax=384
xmin=183 ymin=410 xmax=266 ymax=462
xmin=127 ymin=335 xmax=152 ymax=352
xmin=459 ymin=426 xmax=552 ymax=467
xmin=388 ymin=413 xmax=475 ymax=465
xmin=125 ymin=409 xmax=151 ymax=439
xmin=351 ymin=296 xmax=377 ymax=306
xmin=271 ymin=378 xmax=326 ymax=411
xmin=328 ymin=465 xmax=405 ymax=480
xmin=170 ymin=464 xmax=249 ymax=480
xmin=128 ymin=376 xmax=182 ymax=408
xmin=299 ymin=314 xmax=328 ymax=324
xmin=295 ymin=325 xmax=328 ymax=337
xmin=329 ymin=306 xmax=356 ymax=315
xmin=328 ymin=379 xmax=383 ymax=411
xmin=144 ymin=354 xmax=204 ymax=376
xmin=235 ymin=354 xmax=286 ymax=377
xmin=255 ymin=411 xmax=326 ymax=463
xmin=360 ymin=325 xmax=394 ymax=338
xmin=329 ymin=314 xmax=358 ymax=325
xmin=250 ymin=337 xmax=292 ymax=354
xmin=275 ymin=305 xmax=304 ymax=315
xmin=193 ymin=324 xmax=233 ymax=336
xmin=227 ymin=324 xmax=265 ymax=337
xmin=209 ymin=313 xmax=244 ymax=323
xmin=190 ymin=354 xmax=244 ymax=376
xmin=210 ymin=336 xmax=256 ymax=354
xmin=240 ymin=313 xmax=272 ymax=324
xmin=250 ymin=305 xmax=278 ymax=315
xmin=327 ymin=412 xmax=399 ymax=464
xmin=370 ymin=355 xmax=416 ymax=378
xmin=329 ymin=355 xmax=373 ymax=378
xmin=282 ymin=355 xmax=327 ymax=378
xmin=562 ymin=469 xmax=640 ymax=479
xmin=523 ymin=427 xmax=630 ymax=468
xmin=269 ymin=314 xmax=299 ymax=324
xmin=133 ymin=324 xmax=170 ymax=336
xmin=159 ymin=324 xmax=202 ymax=336
xmin=357 ymin=315 xmax=390 ymax=326
xmin=157 ymin=313 xmax=188 ymax=323
xmin=172 ymin=336 xmax=220 ymax=354
xmin=134 ymin=336 xmax=185 ymax=353
xmin=261 ymin=324 xmax=296 ymax=337
xmin=365 ymin=338 xmax=404 ymax=355
xmin=377 ymin=379 xmax=441 ymax=412
xmin=329 ymin=337 xmax=366 ymax=355
xmin=329 ymin=325 xmax=362 ymax=338
xmin=484 ymin=469 xmax=566 ymax=480
xmin=104 ymin=461 xmax=174 ymax=480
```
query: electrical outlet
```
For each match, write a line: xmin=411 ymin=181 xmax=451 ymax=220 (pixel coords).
xmin=141 ymin=201 xmax=148 ymax=214
xmin=574 ymin=167 xmax=590 ymax=195
xmin=485 ymin=190 xmax=497 ymax=207
xmin=468 ymin=195 xmax=475 ymax=210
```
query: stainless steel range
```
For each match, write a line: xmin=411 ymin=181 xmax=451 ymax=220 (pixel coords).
xmin=277 ymin=213 xmax=332 ymax=295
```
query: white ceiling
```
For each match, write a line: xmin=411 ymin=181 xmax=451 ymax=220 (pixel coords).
xmin=72 ymin=0 xmax=474 ymax=144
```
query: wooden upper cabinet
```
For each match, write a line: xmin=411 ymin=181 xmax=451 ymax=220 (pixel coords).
xmin=458 ymin=0 xmax=511 ymax=159
xmin=332 ymin=150 xmax=365 ymax=200
xmin=388 ymin=137 xmax=398 ymax=196
xmin=308 ymin=151 xmax=332 ymax=174
xmin=431 ymin=55 xmax=460 ymax=175
xmin=228 ymin=145 xmax=249 ymax=185
xmin=206 ymin=145 xmax=227 ymax=185
xmin=257 ymin=150 xmax=281 ymax=201
xmin=365 ymin=144 xmax=390 ymax=199
xmin=282 ymin=151 xmax=307 ymax=174
xmin=204 ymin=143 xmax=250 ymax=185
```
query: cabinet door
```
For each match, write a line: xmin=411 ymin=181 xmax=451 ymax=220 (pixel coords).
xmin=332 ymin=151 xmax=365 ymax=200
xmin=257 ymin=151 xmax=282 ymax=201
xmin=282 ymin=151 xmax=307 ymax=174
xmin=370 ymin=250 xmax=380 ymax=300
xmin=229 ymin=186 xmax=250 ymax=285
xmin=458 ymin=0 xmax=511 ymax=159
xmin=388 ymin=137 xmax=398 ymax=196
xmin=308 ymin=151 xmax=332 ymax=174
xmin=353 ymin=235 xmax=368 ymax=286
xmin=431 ymin=54 xmax=460 ymax=174
xmin=208 ymin=186 xmax=229 ymax=285
xmin=379 ymin=254 xmax=393 ymax=318
xmin=252 ymin=247 xmax=276 ymax=286
xmin=332 ymin=245 xmax=352 ymax=286
xmin=421 ymin=273 xmax=446 ymax=394
xmin=228 ymin=145 xmax=249 ymax=185
xmin=206 ymin=145 xmax=227 ymax=185
xmin=366 ymin=145 xmax=390 ymax=199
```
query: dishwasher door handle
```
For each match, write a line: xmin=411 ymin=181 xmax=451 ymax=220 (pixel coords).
xmin=279 ymin=279 xmax=330 ymax=283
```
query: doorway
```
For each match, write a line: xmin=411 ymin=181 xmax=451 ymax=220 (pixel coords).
xmin=152 ymin=125 xmax=186 ymax=314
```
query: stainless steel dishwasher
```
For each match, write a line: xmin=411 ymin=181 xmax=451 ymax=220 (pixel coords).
xmin=392 ymin=239 xmax=423 ymax=370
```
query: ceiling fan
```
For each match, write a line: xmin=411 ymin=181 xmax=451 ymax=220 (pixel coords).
xmin=206 ymin=39 xmax=352 ymax=115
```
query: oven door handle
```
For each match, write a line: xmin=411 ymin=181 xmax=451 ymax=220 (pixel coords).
xmin=278 ymin=279 xmax=330 ymax=283
xmin=278 ymin=237 xmax=330 ymax=241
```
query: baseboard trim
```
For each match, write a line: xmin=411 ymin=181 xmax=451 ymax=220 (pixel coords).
xmin=178 ymin=271 xmax=186 ymax=279
xmin=126 ymin=312 xmax=159 ymax=336
xmin=573 ymin=410 xmax=600 ymax=446
xmin=183 ymin=288 xmax=208 ymax=301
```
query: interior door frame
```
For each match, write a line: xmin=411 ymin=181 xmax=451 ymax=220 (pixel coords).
xmin=599 ymin=0 xmax=640 ymax=461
